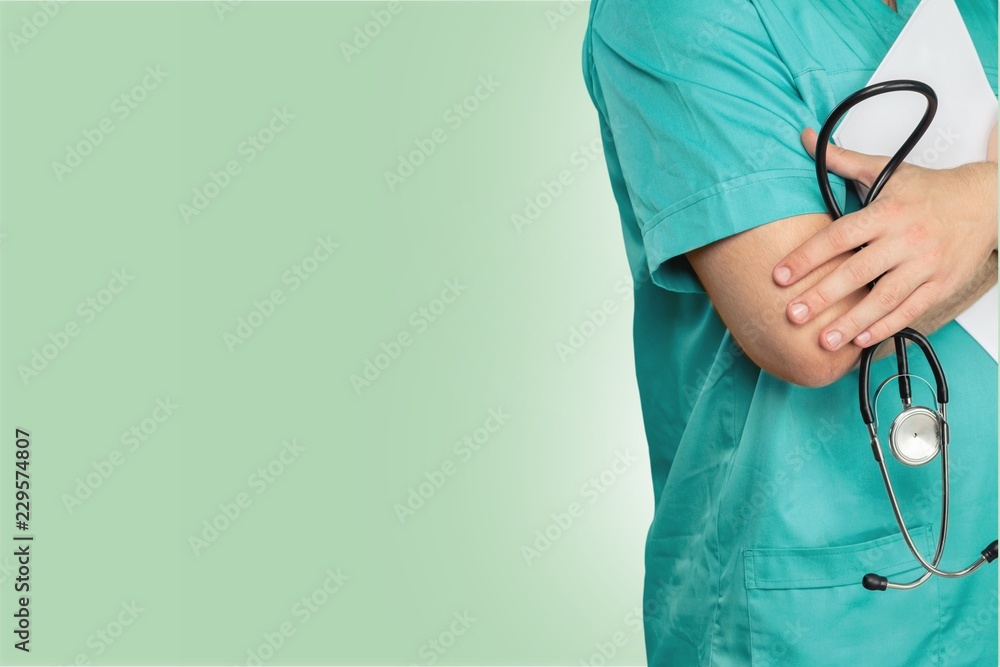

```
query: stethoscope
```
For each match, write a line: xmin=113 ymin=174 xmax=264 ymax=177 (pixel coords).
xmin=815 ymin=79 xmax=998 ymax=591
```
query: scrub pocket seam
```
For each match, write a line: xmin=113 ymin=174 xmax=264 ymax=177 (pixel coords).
xmin=743 ymin=523 xmax=934 ymax=590
xmin=743 ymin=525 xmax=939 ymax=667
xmin=743 ymin=554 xmax=918 ymax=586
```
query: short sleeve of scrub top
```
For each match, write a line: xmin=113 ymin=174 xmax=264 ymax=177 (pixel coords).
xmin=582 ymin=1 xmax=999 ymax=666
xmin=585 ymin=0 xmax=850 ymax=294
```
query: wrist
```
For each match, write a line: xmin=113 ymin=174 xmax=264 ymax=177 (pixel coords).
xmin=966 ymin=160 xmax=998 ymax=253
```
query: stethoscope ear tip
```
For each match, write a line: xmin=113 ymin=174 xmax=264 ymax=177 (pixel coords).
xmin=983 ymin=540 xmax=999 ymax=563
xmin=862 ymin=573 xmax=889 ymax=591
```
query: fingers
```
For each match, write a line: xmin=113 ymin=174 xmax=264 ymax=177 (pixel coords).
xmin=816 ymin=274 xmax=933 ymax=351
xmin=775 ymin=128 xmax=895 ymax=288
xmin=846 ymin=283 xmax=938 ymax=349
xmin=785 ymin=244 xmax=900 ymax=326
xmin=773 ymin=208 xmax=876 ymax=287
xmin=800 ymin=128 xmax=888 ymax=186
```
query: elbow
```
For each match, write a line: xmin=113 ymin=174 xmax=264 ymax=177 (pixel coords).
xmin=766 ymin=346 xmax=860 ymax=388
xmin=736 ymin=332 xmax=860 ymax=388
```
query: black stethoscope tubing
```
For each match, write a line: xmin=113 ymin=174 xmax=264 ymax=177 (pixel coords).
xmin=814 ymin=79 xmax=997 ymax=591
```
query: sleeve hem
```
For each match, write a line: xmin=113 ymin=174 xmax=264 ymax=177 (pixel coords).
xmin=641 ymin=170 xmax=846 ymax=293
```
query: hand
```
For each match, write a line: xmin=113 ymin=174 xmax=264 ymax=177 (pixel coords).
xmin=772 ymin=127 xmax=998 ymax=351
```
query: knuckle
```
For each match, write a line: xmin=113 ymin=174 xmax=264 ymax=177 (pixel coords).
xmin=825 ymin=223 xmax=851 ymax=250
xmin=847 ymin=260 xmax=871 ymax=287
xmin=900 ymin=300 xmax=923 ymax=323
xmin=904 ymin=222 xmax=929 ymax=247
xmin=849 ymin=209 xmax=875 ymax=236
xmin=925 ymin=248 xmax=944 ymax=267
xmin=842 ymin=314 xmax=863 ymax=335
xmin=860 ymin=164 xmax=881 ymax=185
xmin=874 ymin=277 xmax=907 ymax=311
xmin=875 ymin=286 xmax=898 ymax=311
xmin=878 ymin=196 xmax=905 ymax=219
xmin=809 ymin=287 xmax=830 ymax=309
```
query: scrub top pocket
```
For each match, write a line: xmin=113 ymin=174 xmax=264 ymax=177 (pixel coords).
xmin=743 ymin=525 xmax=940 ymax=667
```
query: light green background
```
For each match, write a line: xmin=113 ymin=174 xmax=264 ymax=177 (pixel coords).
xmin=0 ymin=1 xmax=653 ymax=664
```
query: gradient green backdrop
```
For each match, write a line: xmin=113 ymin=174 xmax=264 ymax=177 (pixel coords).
xmin=0 ymin=1 xmax=653 ymax=664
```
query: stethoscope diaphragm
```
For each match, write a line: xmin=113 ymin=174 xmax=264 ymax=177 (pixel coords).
xmin=873 ymin=373 xmax=941 ymax=467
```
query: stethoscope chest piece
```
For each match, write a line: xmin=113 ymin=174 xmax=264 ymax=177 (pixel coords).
xmin=888 ymin=406 xmax=941 ymax=466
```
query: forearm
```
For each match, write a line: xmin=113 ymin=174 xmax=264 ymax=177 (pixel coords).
xmin=912 ymin=250 xmax=998 ymax=333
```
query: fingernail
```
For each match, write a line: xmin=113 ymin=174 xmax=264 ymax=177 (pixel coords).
xmin=775 ymin=266 xmax=792 ymax=284
xmin=790 ymin=303 xmax=808 ymax=322
xmin=855 ymin=331 xmax=871 ymax=346
xmin=825 ymin=330 xmax=843 ymax=349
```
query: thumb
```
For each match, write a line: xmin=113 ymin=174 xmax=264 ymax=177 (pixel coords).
xmin=801 ymin=127 xmax=888 ymax=187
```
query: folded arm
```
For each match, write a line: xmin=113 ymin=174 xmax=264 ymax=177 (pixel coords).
xmin=687 ymin=214 xmax=998 ymax=387
xmin=687 ymin=123 xmax=999 ymax=388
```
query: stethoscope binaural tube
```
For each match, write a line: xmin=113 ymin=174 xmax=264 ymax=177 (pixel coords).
xmin=814 ymin=79 xmax=937 ymax=218
xmin=815 ymin=79 xmax=999 ymax=590
xmin=816 ymin=79 xmax=938 ymax=412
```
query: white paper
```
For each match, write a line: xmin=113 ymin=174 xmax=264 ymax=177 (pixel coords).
xmin=832 ymin=0 xmax=998 ymax=363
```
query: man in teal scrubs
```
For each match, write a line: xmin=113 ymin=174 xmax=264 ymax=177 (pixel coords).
xmin=581 ymin=1 xmax=999 ymax=664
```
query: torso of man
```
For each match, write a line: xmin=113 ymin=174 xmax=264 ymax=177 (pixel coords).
xmin=582 ymin=0 xmax=998 ymax=664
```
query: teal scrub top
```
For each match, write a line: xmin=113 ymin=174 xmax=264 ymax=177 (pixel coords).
xmin=581 ymin=1 xmax=999 ymax=665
